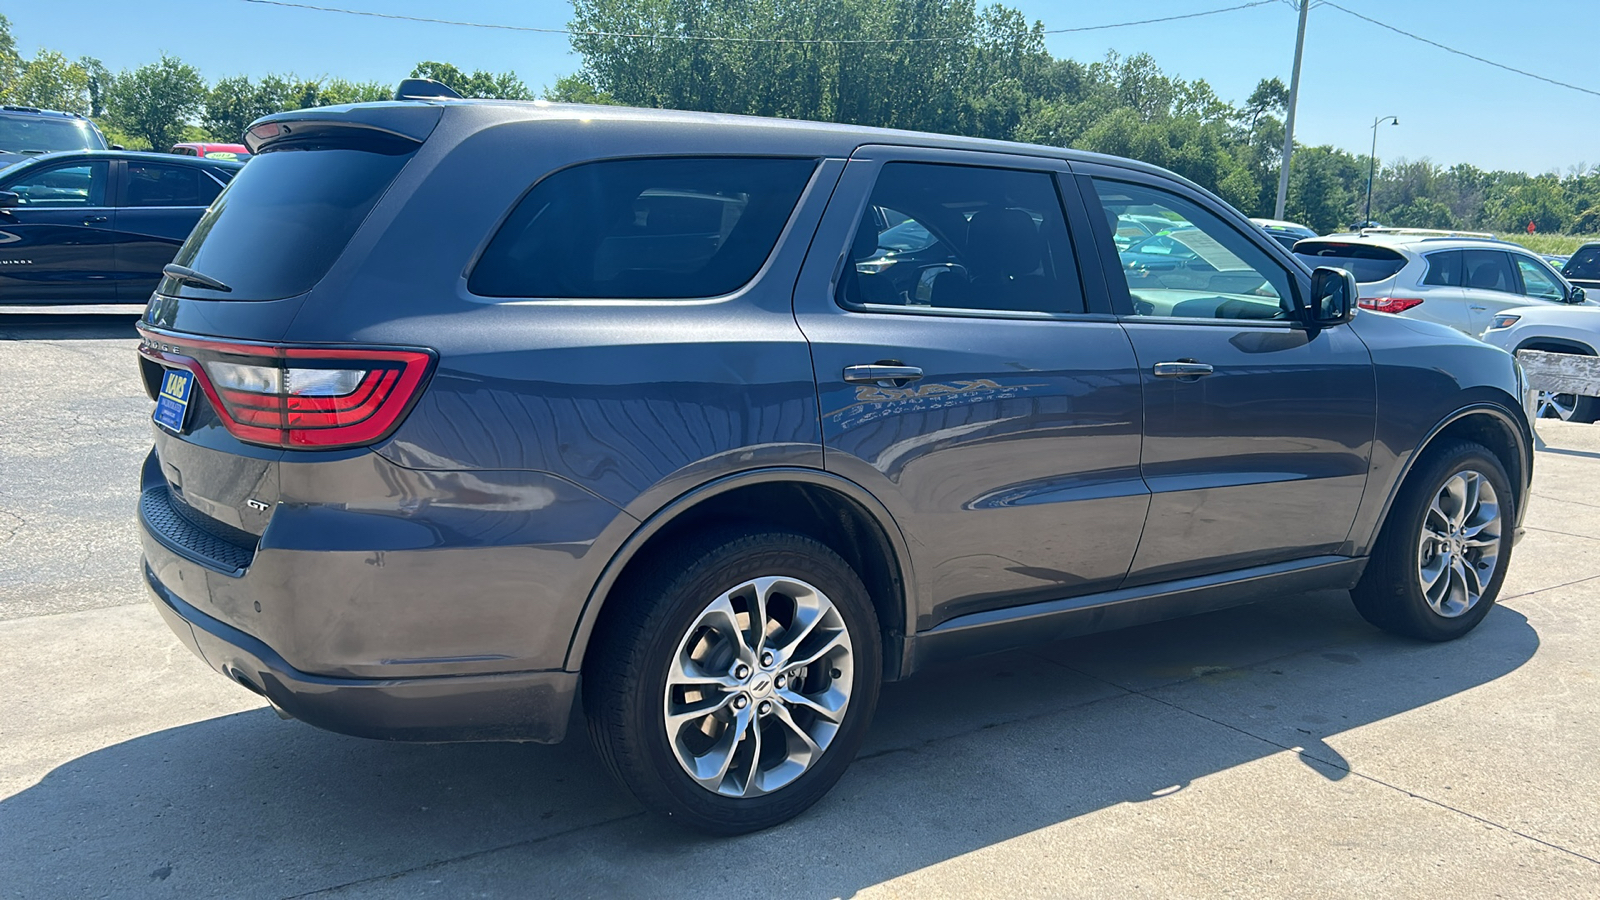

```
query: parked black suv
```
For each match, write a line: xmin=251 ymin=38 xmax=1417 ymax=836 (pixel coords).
xmin=0 ymin=105 xmax=110 ymax=166
xmin=137 ymin=97 xmax=1532 ymax=834
xmin=0 ymin=151 xmax=240 ymax=303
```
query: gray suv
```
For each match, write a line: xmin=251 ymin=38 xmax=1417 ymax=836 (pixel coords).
xmin=136 ymin=96 xmax=1533 ymax=834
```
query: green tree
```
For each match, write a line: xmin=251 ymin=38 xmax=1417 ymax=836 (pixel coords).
xmin=9 ymin=50 xmax=91 ymax=114
xmin=104 ymin=54 xmax=206 ymax=151
xmin=543 ymin=74 xmax=618 ymax=105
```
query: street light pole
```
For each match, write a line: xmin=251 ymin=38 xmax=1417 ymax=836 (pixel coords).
xmin=1363 ymin=115 xmax=1399 ymax=228
xmin=1273 ymin=0 xmax=1310 ymax=221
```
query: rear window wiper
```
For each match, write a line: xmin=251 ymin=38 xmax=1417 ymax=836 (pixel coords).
xmin=163 ymin=264 xmax=233 ymax=293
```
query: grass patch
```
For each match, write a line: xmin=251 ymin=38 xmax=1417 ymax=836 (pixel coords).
xmin=1495 ymin=233 xmax=1600 ymax=256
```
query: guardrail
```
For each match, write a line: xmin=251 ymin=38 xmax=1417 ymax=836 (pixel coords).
xmin=1516 ymin=349 xmax=1600 ymax=422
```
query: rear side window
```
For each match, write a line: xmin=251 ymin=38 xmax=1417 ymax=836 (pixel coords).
xmin=166 ymin=138 xmax=417 ymax=299
xmin=1463 ymin=249 xmax=1516 ymax=293
xmin=124 ymin=163 xmax=220 ymax=207
xmin=470 ymin=157 xmax=816 ymax=299
xmin=1422 ymin=250 xmax=1462 ymax=286
xmin=1294 ymin=241 xmax=1407 ymax=283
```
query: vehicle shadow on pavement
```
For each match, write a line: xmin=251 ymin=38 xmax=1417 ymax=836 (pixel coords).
xmin=0 ymin=590 xmax=1538 ymax=898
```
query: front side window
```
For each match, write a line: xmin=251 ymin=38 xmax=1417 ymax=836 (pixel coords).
xmin=1462 ymin=250 xmax=1516 ymax=294
xmin=1093 ymin=179 xmax=1292 ymax=320
xmin=3 ymin=161 xmax=108 ymax=207
xmin=125 ymin=163 xmax=219 ymax=207
xmin=1422 ymin=250 xmax=1463 ymax=286
xmin=471 ymin=157 xmax=815 ymax=299
xmin=1514 ymin=255 xmax=1564 ymax=301
xmin=837 ymin=162 xmax=1085 ymax=315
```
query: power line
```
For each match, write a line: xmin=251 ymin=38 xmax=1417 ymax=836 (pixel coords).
xmin=1319 ymin=0 xmax=1600 ymax=99
xmin=235 ymin=0 xmax=1279 ymax=44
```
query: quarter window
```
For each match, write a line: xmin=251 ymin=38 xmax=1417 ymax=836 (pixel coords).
xmin=471 ymin=157 xmax=815 ymax=300
xmin=1514 ymin=256 xmax=1564 ymax=301
xmin=1092 ymin=179 xmax=1292 ymax=320
xmin=4 ymin=161 xmax=108 ymax=207
xmin=837 ymin=162 xmax=1085 ymax=315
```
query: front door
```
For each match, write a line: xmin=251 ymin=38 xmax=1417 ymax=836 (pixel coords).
xmin=0 ymin=159 xmax=116 ymax=302
xmin=1081 ymin=171 xmax=1377 ymax=585
xmin=795 ymin=149 xmax=1149 ymax=630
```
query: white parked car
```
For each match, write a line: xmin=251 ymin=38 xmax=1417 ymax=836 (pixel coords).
xmin=1295 ymin=229 xmax=1593 ymax=336
xmin=1482 ymin=304 xmax=1600 ymax=421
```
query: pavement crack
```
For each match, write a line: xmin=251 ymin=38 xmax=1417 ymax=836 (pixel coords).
xmin=1499 ymin=572 xmax=1600 ymax=604
xmin=276 ymin=810 xmax=647 ymax=899
xmin=1530 ymin=492 xmax=1600 ymax=511
xmin=1524 ymin=524 xmax=1600 ymax=544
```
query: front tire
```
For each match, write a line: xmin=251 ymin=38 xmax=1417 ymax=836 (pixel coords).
xmin=1351 ymin=440 xmax=1514 ymax=641
xmin=584 ymin=529 xmax=882 ymax=834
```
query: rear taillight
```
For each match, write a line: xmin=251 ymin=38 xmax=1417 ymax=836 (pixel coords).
xmin=137 ymin=326 xmax=434 ymax=449
xmin=1357 ymin=296 xmax=1424 ymax=314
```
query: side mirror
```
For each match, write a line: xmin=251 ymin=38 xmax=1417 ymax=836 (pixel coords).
xmin=1569 ymin=285 xmax=1587 ymax=304
xmin=0 ymin=191 xmax=20 ymax=209
xmin=1307 ymin=266 xmax=1358 ymax=326
xmin=110 ymin=144 xmax=125 ymax=151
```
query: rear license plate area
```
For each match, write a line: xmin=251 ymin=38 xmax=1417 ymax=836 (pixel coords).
xmin=153 ymin=368 xmax=195 ymax=433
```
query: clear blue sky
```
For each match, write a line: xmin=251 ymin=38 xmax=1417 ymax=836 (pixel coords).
xmin=11 ymin=0 xmax=1598 ymax=175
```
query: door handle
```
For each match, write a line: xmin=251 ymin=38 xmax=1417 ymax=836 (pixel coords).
xmin=843 ymin=364 xmax=923 ymax=386
xmin=1469 ymin=305 xmax=1488 ymax=311
xmin=1152 ymin=360 xmax=1214 ymax=378
xmin=82 ymin=215 xmax=108 ymax=225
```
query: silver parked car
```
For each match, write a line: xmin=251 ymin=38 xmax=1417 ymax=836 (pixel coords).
xmin=1295 ymin=229 xmax=1592 ymax=336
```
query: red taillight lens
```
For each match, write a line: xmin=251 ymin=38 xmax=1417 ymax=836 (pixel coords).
xmin=137 ymin=327 xmax=434 ymax=449
xmin=1357 ymin=296 xmax=1425 ymax=314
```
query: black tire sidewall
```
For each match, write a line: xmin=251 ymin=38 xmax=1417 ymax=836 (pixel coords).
xmin=1367 ymin=442 xmax=1514 ymax=641
xmin=597 ymin=531 xmax=881 ymax=834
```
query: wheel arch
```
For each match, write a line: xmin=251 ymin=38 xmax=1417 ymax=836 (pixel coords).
xmin=1514 ymin=336 xmax=1597 ymax=356
xmin=564 ymin=468 xmax=916 ymax=680
xmin=1364 ymin=403 xmax=1532 ymax=553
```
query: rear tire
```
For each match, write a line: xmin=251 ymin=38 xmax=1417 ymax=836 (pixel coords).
xmin=1351 ymin=440 xmax=1513 ymax=641
xmin=584 ymin=528 xmax=882 ymax=835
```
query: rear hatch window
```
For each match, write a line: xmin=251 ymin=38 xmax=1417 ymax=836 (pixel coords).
xmin=163 ymin=135 xmax=417 ymax=300
xmin=1294 ymin=241 xmax=1408 ymax=283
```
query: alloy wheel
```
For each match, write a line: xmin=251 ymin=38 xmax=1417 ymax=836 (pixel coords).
xmin=1417 ymin=470 xmax=1502 ymax=618
xmin=662 ymin=576 xmax=854 ymax=798
xmin=1536 ymin=391 xmax=1578 ymax=420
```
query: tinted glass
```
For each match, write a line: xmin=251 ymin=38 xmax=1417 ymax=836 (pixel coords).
xmin=124 ymin=163 xmax=214 ymax=207
xmin=471 ymin=157 xmax=815 ymax=299
xmin=3 ymin=161 xmax=108 ymax=207
xmin=838 ymin=162 xmax=1084 ymax=314
xmin=1462 ymin=250 xmax=1516 ymax=294
xmin=1093 ymin=179 xmax=1291 ymax=320
xmin=1514 ymin=255 xmax=1563 ymax=300
xmin=1294 ymin=241 xmax=1407 ymax=283
xmin=1422 ymin=250 xmax=1462 ymax=286
xmin=167 ymin=139 xmax=416 ymax=299
xmin=0 ymin=116 xmax=105 ymax=153
xmin=1565 ymin=245 xmax=1600 ymax=281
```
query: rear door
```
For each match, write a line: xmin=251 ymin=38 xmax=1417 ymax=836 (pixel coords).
xmin=112 ymin=160 xmax=225 ymax=300
xmin=795 ymin=147 xmax=1148 ymax=629
xmin=0 ymin=158 xmax=117 ymax=302
xmin=1460 ymin=249 xmax=1524 ymax=334
xmin=1081 ymin=169 xmax=1376 ymax=585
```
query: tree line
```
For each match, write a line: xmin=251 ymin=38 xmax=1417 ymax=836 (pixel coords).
xmin=2 ymin=1 xmax=1596 ymax=237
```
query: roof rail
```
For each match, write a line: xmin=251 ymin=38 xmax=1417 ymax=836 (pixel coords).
xmin=1357 ymin=226 xmax=1498 ymax=239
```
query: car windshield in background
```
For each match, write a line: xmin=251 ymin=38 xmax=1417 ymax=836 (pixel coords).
xmin=1564 ymin=245 xmax=1600 ymax=281
xmin=1295 ymin=241 xmax=1408 ymax=283
xmin=0 ymin=117 xmax=105 ymax=153
xmin=470 ymin=157 xmax=816 ymax=299
xmin=165 ymin=139 xmax=417 ymax=300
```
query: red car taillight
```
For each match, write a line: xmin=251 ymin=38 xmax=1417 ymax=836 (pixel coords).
xmin=1357 ymin=296 xmax=1425 ymax=314
xmin=137 ymin=326 xmax=434 ymax=449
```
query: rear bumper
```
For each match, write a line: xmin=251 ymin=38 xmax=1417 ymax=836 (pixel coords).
xmin=145 ymin=561 xmax=578 ymax=743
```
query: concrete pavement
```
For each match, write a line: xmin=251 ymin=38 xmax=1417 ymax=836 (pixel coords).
xmin=2 ymin=320 xmax=1598 ymax=898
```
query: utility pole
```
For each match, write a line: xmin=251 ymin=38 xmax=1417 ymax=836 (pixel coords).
xmin=1273 ymin=0 xmax=1310 ymax=221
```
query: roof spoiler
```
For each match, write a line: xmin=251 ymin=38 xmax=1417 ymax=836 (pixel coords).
xmin=394 ymin=78 xmax=463 ymax=101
